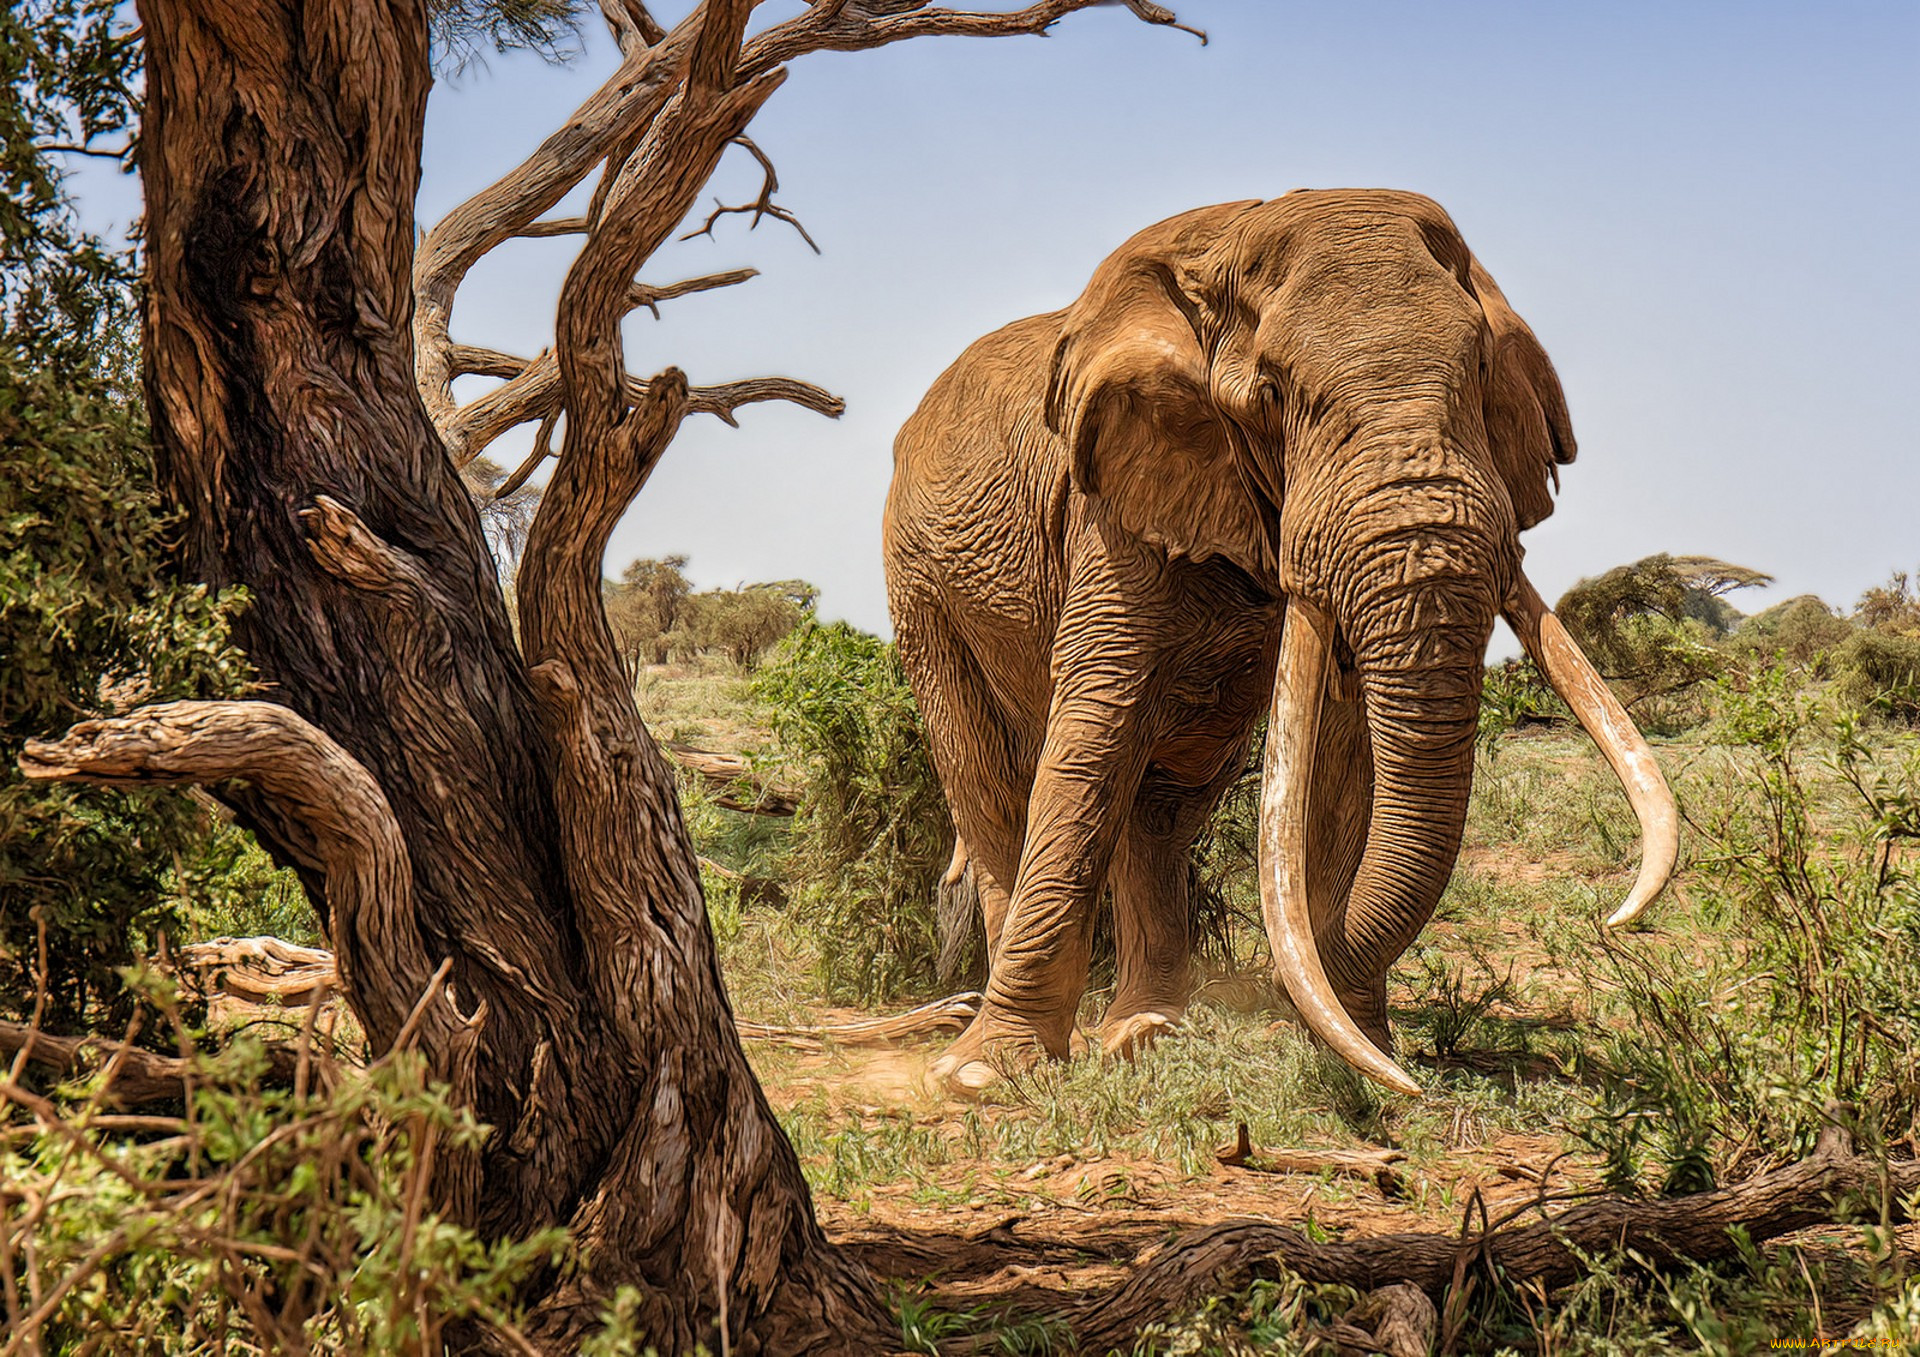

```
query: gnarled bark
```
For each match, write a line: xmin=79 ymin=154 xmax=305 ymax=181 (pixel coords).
xmin=126 ymin=0 xmax=1197 ymax=1351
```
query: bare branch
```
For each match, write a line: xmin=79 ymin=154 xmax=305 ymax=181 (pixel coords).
xmin=18 ymin=704 xmax=468 ymax=1067
xmin=448 ymin=343 xmax=535 ymax=379
xmin=496 ymin=409 xmax=560 ymax=500
xmin=598 ymin=0 xmax=666 ymax=54
xmin=680 ymin=374 xmax=843 ymax=426
xmin=740 ymin=0 xmax=1204 ymax=80
xmin=629 ymin=265 xmax=759 ymax=317
xmin=444 ymin=343 xmax=835 ymax=471
xmin=690 ymin=0 xmax=754 ymax=95
xmin=555 ymin=72 xmax=785 ymax=440
xmin=36 ymin=140 xmax=134 ymax=161
xmin=681 ymin=137 xmax=820 ymax=254
xmin=412 ymin=22 xmax=698 ymax=437
xmin=513 ymin=216 xmax=590 ymax=238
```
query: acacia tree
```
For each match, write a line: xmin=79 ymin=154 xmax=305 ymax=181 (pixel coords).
xmin=19 ymin=0 xmax=1198 ymax=1350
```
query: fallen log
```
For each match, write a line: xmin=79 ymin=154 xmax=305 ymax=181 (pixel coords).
xmin=662 ymin=741 xmax=798 ymax=816
xmin=1215 ymin=1121 xmax=1408 ymax=1197
xmin=1056 ymin=1122 xmax=1915 ymax=1355
xmin=0 ymin=1018 xmax=304 ymax=1109
xmin=735 ymin=993 xmax=982 ymax=1051
xmin=177 ymin=936 xmax=337 ymax=1005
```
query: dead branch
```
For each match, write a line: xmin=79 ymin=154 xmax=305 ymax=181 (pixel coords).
xmin=412 ymin=21 xmax=696 ymax=438
xmin=513 ymin=216 xmax=590 ymax=238
xmin=681 ymin=136 xmax=819 ymax=253
xmin=0 ymin=1019 xmax=305 ymax=1110
xmin=176 ymin=937 xmax=338 ymax=1005
xmin=735 ymin=994 xmax=982 ymax=1052
xmin=740 ymin=0 xmax=1205 ymax=81
xmin=444 ymin=349 xmax=839 ymax=470
xmin=598 ymin=0 xmax=665 ymax=54
xmin=663 ymin=740 xmax=799 ymax=814
xmin=629 ymin=265 xmax=759 ymax=317
xmin=416 ymin=0 xmax=1197 ymax=470
xmin=16 ymin=704 xmax=479 ymax=1105
xmin=1214 ymin=1122 xmax=1408 ymax=1197
xmin=1056 ymin=1131 xmax=1919 ymax=1356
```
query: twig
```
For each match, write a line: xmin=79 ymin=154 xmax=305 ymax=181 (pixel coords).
xmin=681 ymin=136 xmax=819 ymax=253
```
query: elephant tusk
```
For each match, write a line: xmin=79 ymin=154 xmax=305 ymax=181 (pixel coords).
xmin=1261 ymin=598 xmax=1423 ymax=1097
xmin=1504 ymin=573 xmax=1679 ymax=927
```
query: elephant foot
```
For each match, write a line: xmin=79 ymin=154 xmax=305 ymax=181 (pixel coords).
xmin=1098 ymin=1009 xmax=1181 ymax=1060
xmin=929 ymin=1008 xmax=1065 ymax=1097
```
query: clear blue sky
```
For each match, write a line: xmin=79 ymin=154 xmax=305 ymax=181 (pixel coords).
xmin=78 ymin=3 xmax=1920 ymax=638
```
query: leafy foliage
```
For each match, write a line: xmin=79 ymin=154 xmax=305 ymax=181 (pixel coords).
xmin=1554 ymin=554 xmax=1767 ymax=728
xmin=1477 ymin=656 xmax=1569 ymax=747
xmin=0 ymin=0 xmax=141 ymax=376
xmin=0 ymin=1 xmax=303 ymax=1030
xmin=1571 ymin=666 xmax=1920 ymax=1190
xmin=1 ymin=981 xmax=568 ymax=1353
xmin=756 ymin=621 xmax=953 ymax=1001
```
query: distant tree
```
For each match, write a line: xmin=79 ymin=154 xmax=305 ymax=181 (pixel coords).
xmin=1668 ymin=554 xmax=1775 ymax=637
xmin=1556 ymin=554 xmax=1770 ymax=712
xmin=460 ymin=454 xmax=542 ymax=579
xmin=606 ymin=553 xmax=692 ymax=674
xmin=1736 ymin=594 xmax=1853 ymax=668
xmin=683 ymin=581 xmax=811 ymax=669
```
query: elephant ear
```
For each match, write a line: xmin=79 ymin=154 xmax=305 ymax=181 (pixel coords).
xmin=1470 ymin=257 xmax=1577 ymax=531
xmin=1045 ymin=202 xmax=1270 ymax=574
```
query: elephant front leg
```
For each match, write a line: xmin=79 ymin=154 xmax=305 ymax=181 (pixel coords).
xmin=1099 ymin=786 xmax=1205 ymax=1058
xmin=932 ymin=696 xmax=1148 ymax=1093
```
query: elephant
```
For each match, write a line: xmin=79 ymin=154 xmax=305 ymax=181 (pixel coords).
xmin=882 ymin=189 xmax=1677 ymax=1096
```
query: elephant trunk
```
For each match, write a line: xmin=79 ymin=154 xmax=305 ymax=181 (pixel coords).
xmin=1260 ymin=456 xmax=1509 ymax=1097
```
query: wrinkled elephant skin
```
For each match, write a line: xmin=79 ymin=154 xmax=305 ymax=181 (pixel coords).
xmin=883 ymin=190 xmax=1675 ymax=1095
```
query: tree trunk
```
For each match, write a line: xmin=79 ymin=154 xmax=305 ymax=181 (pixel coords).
xmin=134 ymin=1 xmax=885 ymax=1349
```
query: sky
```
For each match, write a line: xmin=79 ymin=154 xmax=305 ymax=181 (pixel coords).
xmin=74 ymin=2 xmax=1920 ymax=642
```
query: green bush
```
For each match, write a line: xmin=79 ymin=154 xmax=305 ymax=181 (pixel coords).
xmin=1477 ymin=656 xmax=1569 ymax=747
xmin=1734 ymin=593 xmax=1853 ymax=670
xmin=1572 ymin=666 xmax=1920 ymax=1191
xmin=756 ymin=621 xmax=952 ymax=1001
xmin=0 ymin=350 xmax=256 ymax=1032
xmin=2 ymin=985 xmax=568 ymax=1353
xmin=1836 ymin=628 xmax=1920 ymax=726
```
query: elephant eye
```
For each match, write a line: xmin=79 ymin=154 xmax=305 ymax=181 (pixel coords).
xmin=1256 ymin=375 xmax=1283 ymax=412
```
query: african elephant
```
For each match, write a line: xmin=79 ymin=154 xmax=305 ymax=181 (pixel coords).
xmin=882 ymin=190 xmax=1676 ymax=1095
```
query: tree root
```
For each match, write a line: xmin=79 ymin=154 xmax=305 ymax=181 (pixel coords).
xmin=1053 ymin=1124 xmax=1913 ymax=1355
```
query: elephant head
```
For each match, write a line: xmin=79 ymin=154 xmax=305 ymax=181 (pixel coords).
xmin=1045 ymin=190 xmax=1676 ymax=1094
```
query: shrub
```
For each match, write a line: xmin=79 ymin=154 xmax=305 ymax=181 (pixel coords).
xmin=1836 ymin=629 xmax=1920 ymax=725
xmin=0 ymin=350 xmax=254 ymax=1032
xmin=1733 ymin=592 xmax=1853 ymax=669
xmin=1571 ymin=666 xmax=1920 ymax=1191
xmin=1477 ymin=656 xmax=1569 ymax=747
xmin=1554 ymin=554 xmax=1768 ymax=727
xmin=1 ymin=984 xmax=567 ymax=1353
xmin=1854 ymin=569 xmax=1920 ymax=637
xmin=756 ymin=621 xmax=952 ymax=1001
